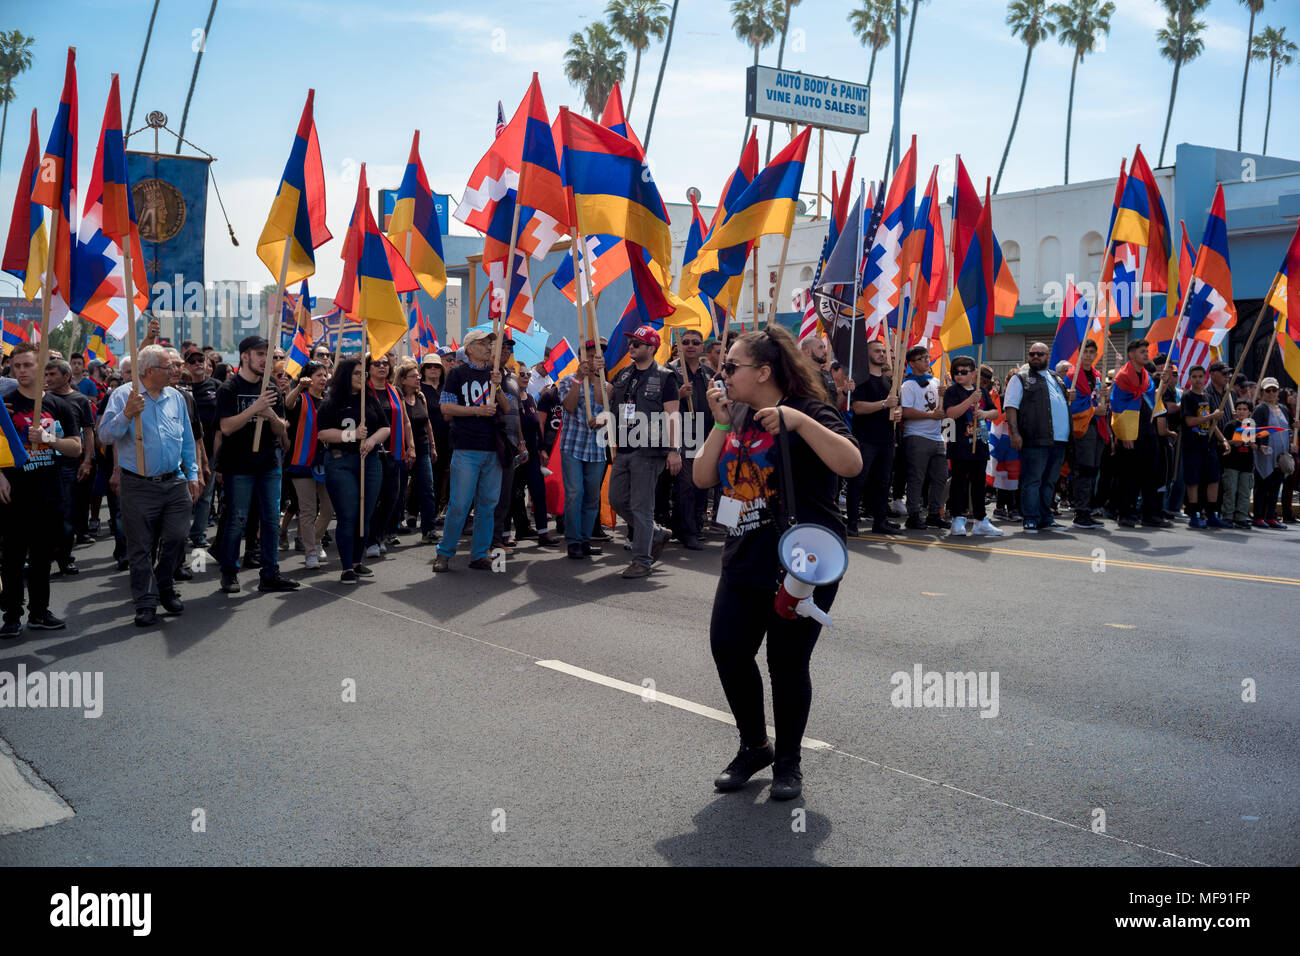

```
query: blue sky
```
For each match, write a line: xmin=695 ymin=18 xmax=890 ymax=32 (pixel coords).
xmin=3 ymin=0 xmax=1298 ymax=294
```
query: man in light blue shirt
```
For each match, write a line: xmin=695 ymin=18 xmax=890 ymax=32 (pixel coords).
xmin=98 ymin=345 xmax=203 ymax=627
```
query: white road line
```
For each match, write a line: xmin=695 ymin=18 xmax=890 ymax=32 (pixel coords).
xmin=0 ymin=738 xmax=74 ymax=836
xmin=536 ymin=660 xmax=832 ymax=751
xmin=297 ymin=584 xmax=1211 ymax=865
xmin=828 ymin=748 xmax=1209 ymax=867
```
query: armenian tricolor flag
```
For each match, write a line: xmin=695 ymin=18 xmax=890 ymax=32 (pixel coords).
xmin=335 ymin=163 xmax=419 ymax=357
xmin=2 ymin=109 xmax=48 ymax=302
xmin=951 ymin=157 xmax=1018 ymax=319
xmin=908 ymin=163 xmax=947 ymax=356
xmin=1110 ymin=361 xmax=1156 ymax=442
xmin=691 ymin=127 xmax=810 ymax=275
xmin=0 ymin=395 xmax=30 ymax=469
xmin=543 ymin=338 xmax=579 ymax=380
xmin=256 ymin=90 xmax=332 ymax=286
xmin=84 ymin=328 xmax=114 ymax=366
xmin=558 ymin=106 xmax=672 ymax=268
xmin=1050 ymin=280 xmax=1090 ymax=370
xmin=30 ymin=48 xmax=78 ymax=328
xmin=599 ymin=82 xmax=644 ymax=156
xmin=388 ymin=130 xmax=447 ymax=302
xmin=939 ymin=178 xmax=996 ymax=352
xmin=284 ymin=323 xmax=312 ymax=378
xmin=604 ymin=247 xmax=677 ymax=377
xmin=2 ymin=315 xmax=28 ymax=355
xmin=286 ymin=393 xmax=318 ymax=471
xmin=696 ymin=131 xmax=760 ymax=317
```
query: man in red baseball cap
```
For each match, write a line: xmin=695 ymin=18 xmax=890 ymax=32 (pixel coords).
xmin=608 ymin=325 xmax=680 ymax=579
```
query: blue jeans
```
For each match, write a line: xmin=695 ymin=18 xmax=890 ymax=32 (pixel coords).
xmin=189 ymin=467 xmax=217 ymax=544
xmin=437 ymin=449 xmax=502 ymax=561
xmin=217 ymin=468 xmax=283 ymax=576
xmin=324 ymin=452 xmax=382 ymax=570
xmin=1018 ymin=442 xmax=1066 ymax=528
xmin=562 ymin=450 xmax=606 ymax=546
xmin=410 ymin=452 xmax=439 ymax=534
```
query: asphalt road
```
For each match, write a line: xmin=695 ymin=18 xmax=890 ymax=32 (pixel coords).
xmin=1 ymin=513 xmax=1296 ymax=866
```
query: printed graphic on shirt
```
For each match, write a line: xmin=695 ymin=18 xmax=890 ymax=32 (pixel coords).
xmin=8 ymin=407 xmax=64 ymax=472
xmin=717 ymin=425 xmax=777 ymax=537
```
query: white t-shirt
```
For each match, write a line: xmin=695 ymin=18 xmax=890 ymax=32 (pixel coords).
xmin=901 ymin=376 xmax=943 ymax=441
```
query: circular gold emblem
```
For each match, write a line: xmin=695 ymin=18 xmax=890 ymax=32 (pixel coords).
xmin=132 ymin=178 xmax=187 ymax=243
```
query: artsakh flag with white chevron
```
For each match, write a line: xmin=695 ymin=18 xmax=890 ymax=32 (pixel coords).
xmin=861 ymin=136 xmax=916 ymax=338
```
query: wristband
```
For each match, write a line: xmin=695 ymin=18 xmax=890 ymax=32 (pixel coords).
xmin=713 ymin=422 xmax=730 ymax=432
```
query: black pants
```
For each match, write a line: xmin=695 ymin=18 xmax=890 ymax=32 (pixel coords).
xmin=709 ymin=573 xmax=836 ymax=764
xmin=1116 ymin=436 xmax=1161 ymax=519
xmin=56 ymin=466 xmax=78 ymax=567
xmin=845 ymin=440 xmax=894 ymax=531
xmin=1255 ymin=469 xmax=1284 ymax=521
xmin=367 ymin=453 xmax=398 ymax=547
xmin=508 ymin=452 xmax=548 ymax=534
xmin=947 ymin=457 xmax=988 ymax=519
xmin=73 ymin=463 xmax=94 ymax=537
xmin=0 ymin=477 xmax=62 ymax=622
xmin=671 ymin=461 xmax=706 ymax=540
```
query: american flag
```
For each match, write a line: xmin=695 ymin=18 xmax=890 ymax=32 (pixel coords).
xmin=495 ymin=100 xmax=506 ymax=139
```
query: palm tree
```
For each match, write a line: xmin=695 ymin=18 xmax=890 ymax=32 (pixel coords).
xmin=882 ymin=0 xmax=927 ymax=182
xmin=565 ymin=22 xmax=628 ymax=118
xmin=731 ymin=0 xmax=782 ymax=145
xmin=766 ymin=0 xmax=800 ymax=162
xmin=0 ymin=30 xmax=36 ymax=178
xmin=1051 ymin=0 xmax=1114 ymax=185
xmin=605 ymin=0 xmax=669 ymax=116
xmin=995 ymin=0 xmax=1056 ymax=193
xmin=1251 ymin=26 xmax=1296 ymax=155
xmin=1157 ymin=0 xmax=1208 ymax=167
xmin=847 ymin=0 xmax=894 ymax=157
xmin=1236 ymin=0 xmax=1266 ymax=151
xmin=643 ymin=0 xmax=678 ymax=151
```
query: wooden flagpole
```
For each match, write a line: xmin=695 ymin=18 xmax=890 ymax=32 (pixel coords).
xmin=750 ymin=238 xmax=761 ymax=329
xmin=570 ymin=202 xmax=615 ymax=455
xmin=31 ymin=245 xmax=58 ymax=444
xmin=1214 ymin=303 xmax=1271 ymax=414
xmin=359 ymin=321 xmax=368 ymax=541
xmin=121 ymin=238 xmax=146 ymax=469
xmin=253 ymin=237 xmax=292 ymax=452
xmin=971 ymin=342 xmax=983 ymax=454
xmin=491 ymin=202 xmax=523 ymax=373
xmin=569 ymin=234 xmax=594 ymax=422
xmin=769 ymin=229 xmax=793 ymax=331
xmin=404 ymin=232 xmax=415 ymax=359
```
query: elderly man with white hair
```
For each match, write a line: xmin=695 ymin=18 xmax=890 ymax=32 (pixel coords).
xmin=98 ymin=344 xmax=203 ymax=627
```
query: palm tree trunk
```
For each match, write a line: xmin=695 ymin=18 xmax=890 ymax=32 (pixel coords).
xmin=627 ymin=47 xmax=642 ymax=114
xmin=1064 ymin=52 xmax=1079 ymax=185
xmin=1263 ymin=59 xmax=1274 ymax=155
xmin=882 ymin=0 xmax=920 ymax=181
xmin=1237 ymin=10 xmax=1256 ymax=152
xmin=642 ymin=0 xmax=678 ymax=152
xmin=994 ymin=46 xmax=1033 ymax=195
xmin=0 ymin=87 xmax=10 ymax=180
xmin=850 ymin=46 xmax=879 ymax=157
xmin=766 ymin=5 xmax=794 ymax=162
xmin=742 ymin=43 xmax=757 ymax=150
xmin=1158 ymin=52 xmax=1182 ymax=167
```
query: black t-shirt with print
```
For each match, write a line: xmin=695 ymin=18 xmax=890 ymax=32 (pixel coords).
xmin=54 ymin=389 xmax=94 ymax=470
xmin=318 ymin=393 xmax=387 ymax=457
xmin=4 ymin=391 xmax=79 ymax=499
xmin=717 ymin=396 xmax=856 ymax=586
xmin=214 ymin=374 xmax=285 ymax=474
xmin=1180 ymin=390 xmax=1214 ymax=447
xmin=441 ymin=363 xmax=497 ymax=452
xmin=944 ymin=384 xmax=992 ymax=461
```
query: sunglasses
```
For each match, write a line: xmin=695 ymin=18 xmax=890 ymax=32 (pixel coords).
xmin=186 ymin=355 xmax=205 ymax=364
xmin=721 ymin=361 xmax=761 ymax=376
xmin=372 ymin=360 xmax=390 ymax=367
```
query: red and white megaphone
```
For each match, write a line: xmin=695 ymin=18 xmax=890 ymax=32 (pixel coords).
xmin=773 ymin=524 xmax=849 ymax=627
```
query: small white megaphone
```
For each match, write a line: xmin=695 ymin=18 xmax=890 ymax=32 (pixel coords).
xmin=774 ymin=524 xmax=849 ymax=628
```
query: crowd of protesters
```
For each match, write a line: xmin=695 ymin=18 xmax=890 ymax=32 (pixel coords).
xmin=2 ymin=320 xmax=1297 ymax=799
xmin=0 ymin=323 xmax=1296 ymax=635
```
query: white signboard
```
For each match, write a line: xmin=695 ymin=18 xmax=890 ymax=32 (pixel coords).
xmin=746 ymin=66 xmax=869 ymax=135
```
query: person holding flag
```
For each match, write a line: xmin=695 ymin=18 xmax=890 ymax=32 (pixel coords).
xmin=1 ymin=342 xmax=82 ymax=637
xmin=283 ymin=360 xmax=332 ymax=569
xmin=1110 ymin=339 xmax=1172 ymax=530
xmin=1065 ymin=340 xmax=1110 ymax=529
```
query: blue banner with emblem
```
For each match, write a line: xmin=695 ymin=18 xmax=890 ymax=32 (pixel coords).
xmin=125 ymin=151 xmax=210 ymax=314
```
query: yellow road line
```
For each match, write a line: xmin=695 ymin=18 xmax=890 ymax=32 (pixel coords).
xmin=856 ymin=534 xmax=1300 ymax=586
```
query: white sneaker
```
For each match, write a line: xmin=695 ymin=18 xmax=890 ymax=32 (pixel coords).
xmin=949 ymin=517 xmax=968 ymax=537
xmin=317 ymin=546 xmax=327 ymax=559
xmin=364 ymin=544 xmax=381 ymax=559
xmin=305 ymin=554 xmax=320 ymax=570
xmin=378 ymin=542 xmax=388 ymax=555
xmin=973 ymin=517 xmax=1004 ymax=536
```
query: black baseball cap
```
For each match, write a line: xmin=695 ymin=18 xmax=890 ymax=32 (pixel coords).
xmin=238 ymin=335 xmax=269 ymax=354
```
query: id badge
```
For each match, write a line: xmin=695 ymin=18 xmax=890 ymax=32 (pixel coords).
xmin=620 ymin=403 xmax=637 ymax=423
xmin=715 ymin=495 xmax=743 ymax=529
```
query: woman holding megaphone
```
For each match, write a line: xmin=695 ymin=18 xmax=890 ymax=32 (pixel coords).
xmin=694 ymin=325 xmax=862 ymax=801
